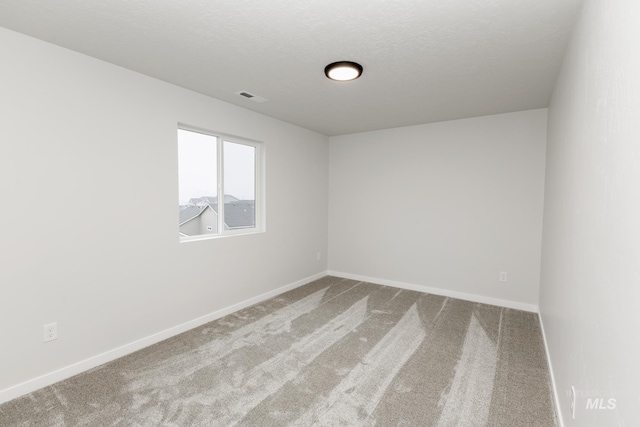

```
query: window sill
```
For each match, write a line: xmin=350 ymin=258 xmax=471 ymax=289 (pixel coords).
xmin=179 ymin=229 xmax=265 ymax=243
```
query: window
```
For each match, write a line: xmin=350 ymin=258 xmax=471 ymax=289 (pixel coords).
xmin=178 ymin=126 xmax=263 ymax=241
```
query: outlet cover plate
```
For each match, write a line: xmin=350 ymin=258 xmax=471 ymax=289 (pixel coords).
xmin=43 ymin=322 xmax=58 ymax=342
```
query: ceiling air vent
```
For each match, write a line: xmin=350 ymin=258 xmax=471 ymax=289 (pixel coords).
xmin=235 ymin=91 xmax=268 ymax=103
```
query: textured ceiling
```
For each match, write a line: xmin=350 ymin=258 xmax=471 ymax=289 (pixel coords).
xmin=0 ymin=0 xmax=584 ymax=136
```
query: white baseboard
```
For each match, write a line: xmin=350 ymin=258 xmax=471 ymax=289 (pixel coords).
xmin=0 ymin=271 xmax=328 ymax=405
xmin=327 ymin=270 xmax=539 ymax=312
xmin=538 ymin=311 xmax=565 ymax=427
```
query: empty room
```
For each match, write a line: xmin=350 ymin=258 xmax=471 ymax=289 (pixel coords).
xmin=0 ymin=0 xmax=638 ymax=426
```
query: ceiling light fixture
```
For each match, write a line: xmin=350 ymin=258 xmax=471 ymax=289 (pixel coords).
xmin=324 ymin=61 xmax=363 ymax=81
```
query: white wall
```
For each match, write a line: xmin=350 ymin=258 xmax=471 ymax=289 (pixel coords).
xmin=0 ymin=27 xmax=328 ymax=399
xmin=540 ymin=0 xmax=640 ymax=425
xmin=328 ymin=109 xmax=547 ymax=309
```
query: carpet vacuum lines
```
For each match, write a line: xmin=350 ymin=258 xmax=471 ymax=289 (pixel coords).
xmin=435 ymin=313 xmax=499 ymax=426
xmin=293 ymin=302 xmax=427 ymax=426
xmin=188 ymin=296 xmax=371 ymax=426
xmin=123 ymin=286 xmax=331 ymax=394
xmin=234 ymin=282 xmax=427 ymax=426
xmin=0 ymin=277 xmax=558 ymax=427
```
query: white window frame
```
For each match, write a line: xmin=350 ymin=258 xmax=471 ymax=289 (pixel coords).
xmin=178 ymin=124 xmax=264 ymax=242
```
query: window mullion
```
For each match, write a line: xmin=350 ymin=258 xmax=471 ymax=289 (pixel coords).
xmin=217 ymin=137 xmax=224 ymax=234
xmin=254 ymin=145 xmax=261 ymax=230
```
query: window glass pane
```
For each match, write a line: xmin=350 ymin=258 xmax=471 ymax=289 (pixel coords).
xmin=224 ymin=140 xmax=256 ymax=229
xmin=178 ymin=129 xmax=218 ymax=237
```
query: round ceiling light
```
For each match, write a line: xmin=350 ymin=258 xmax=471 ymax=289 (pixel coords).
xmin=324 ymin=61 xmax=363 ymax=81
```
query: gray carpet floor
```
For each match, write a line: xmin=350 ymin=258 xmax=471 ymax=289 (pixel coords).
xmin=0 ymin=276 xmax=558 ymax=426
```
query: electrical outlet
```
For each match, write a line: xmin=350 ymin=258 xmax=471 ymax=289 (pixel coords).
xmin=43 ymin=322 xmax=57 ymax=343
xmin=570 ymin=386 xmax=576 ymax=420
xmin=499 ymin=271 xmax=508 ymax=282
xmin=317 ymin=252 xmax=321 ymax=261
